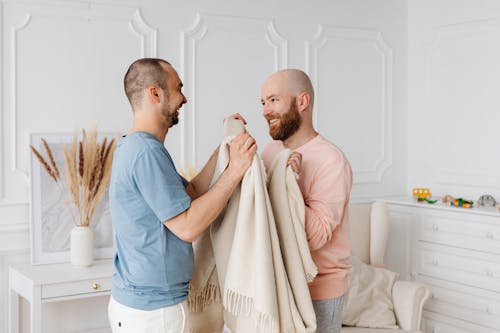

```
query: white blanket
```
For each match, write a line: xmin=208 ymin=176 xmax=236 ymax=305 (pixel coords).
xmin=187 ymin=118 xmax=316 ymax=333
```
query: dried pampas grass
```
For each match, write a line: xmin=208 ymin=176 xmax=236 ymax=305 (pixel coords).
xmin=30 ymin=129 xmax=117 ymax=227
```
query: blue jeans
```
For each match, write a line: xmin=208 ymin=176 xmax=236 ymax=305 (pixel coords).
xmin=313 ymin=295 xmax=345 ymax=333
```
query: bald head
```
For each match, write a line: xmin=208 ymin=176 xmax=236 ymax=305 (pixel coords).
xmin=265 ymin=69 xmax=315 ymax=110
xmin=124 ymin=58 xmax=171 ymax=110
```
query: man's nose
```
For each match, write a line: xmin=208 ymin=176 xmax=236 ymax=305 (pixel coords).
xmin=262 ymin=106 xmax=272 ymax=116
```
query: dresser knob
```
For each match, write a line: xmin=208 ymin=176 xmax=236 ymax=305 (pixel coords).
xmin=485 ymin=271 xmax=494 ymax=277
xmin=92 ymin=283 xmax=100 ymax=290
xmin=432 ymin=224 xmax=439 ymax=232
xmin=486 ymin=232 xmax=494 ymax=239
xmin=431 ymin=258 xmax=438 ymax=266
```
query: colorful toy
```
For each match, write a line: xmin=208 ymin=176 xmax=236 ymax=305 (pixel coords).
xmin=412 ymin=188 xmax=437 ymax=204
xmin=450 ymin=198 xmax=474 ymax=208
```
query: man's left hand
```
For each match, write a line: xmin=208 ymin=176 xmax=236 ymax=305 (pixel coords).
xmin=287 ymin=152 xmax=302 ymax=176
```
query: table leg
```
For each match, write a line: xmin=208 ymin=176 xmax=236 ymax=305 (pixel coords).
xmin=31 ymin=287 xmax=42 ymax=333
xmin=8 ymin=288 xmax=19 ymax=333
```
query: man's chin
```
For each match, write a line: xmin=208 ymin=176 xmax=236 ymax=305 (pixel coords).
xmin=269 ymin=130 xmax=281 ymax=141
xmin=169 ymin=116 xmax=179 ymax=127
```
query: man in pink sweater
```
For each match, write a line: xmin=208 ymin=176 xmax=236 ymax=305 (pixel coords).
xmin=260 ymin=69 xmax=352 ymax=333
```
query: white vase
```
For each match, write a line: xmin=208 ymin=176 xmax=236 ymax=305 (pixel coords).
xmin=70 ymin=226 xmax=94 ymax=266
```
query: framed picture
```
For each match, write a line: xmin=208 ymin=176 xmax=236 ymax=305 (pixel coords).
xmin=29 ymin=132 xmax=116 ymax=265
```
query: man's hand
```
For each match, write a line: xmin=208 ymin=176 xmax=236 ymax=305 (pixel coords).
xmin=227 ymin=132 xmax=257 ymax=179
xmin=225 ymin=113 xmax=247 ymax=125
xmin=287 ymin=152 xmax=302 ymax=175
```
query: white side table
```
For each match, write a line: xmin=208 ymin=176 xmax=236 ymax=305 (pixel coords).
xmin=9 ymin=259 xmax=114 ymax=333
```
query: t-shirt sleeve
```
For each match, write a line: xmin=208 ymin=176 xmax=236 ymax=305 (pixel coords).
xmin=132 ymin=147 xmax=191 ymax=223
xmin=180 ymin=176 xmax=189 ymax=188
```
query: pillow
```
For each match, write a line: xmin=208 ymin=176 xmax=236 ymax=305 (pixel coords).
xmin=342 ymin=256 xmax=399 ymax=329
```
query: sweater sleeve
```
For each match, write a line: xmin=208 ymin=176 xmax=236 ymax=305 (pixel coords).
xmin=304 ymin=158 xmax=351 ymax=251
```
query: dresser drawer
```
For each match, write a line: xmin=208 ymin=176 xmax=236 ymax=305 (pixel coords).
xmin=418 ymin=275 xmax=500 ymax=329
xmin=42 ymin=277 xmax=111 ymax=300
xmin=418 ymin=242 xmax=500 ymax=292
xmin=419 ymin=211 xmax=500 ymax=254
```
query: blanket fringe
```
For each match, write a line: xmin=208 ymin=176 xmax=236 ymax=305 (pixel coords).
xmin=224 ymin=288 xmax=278 ymax=333
xmin=187 ymin=283 xmax=222 ymax=312
xmin=305 ymin=264 xmax=318 ymax=283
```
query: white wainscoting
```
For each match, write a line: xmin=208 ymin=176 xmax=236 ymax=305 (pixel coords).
xmin=1 ymin=0 xmax=408 ymax=331
xmin=408 ymin=0 xmax=500 ymax=199
xmin=307 ymin=25 xmax=393 ymax=185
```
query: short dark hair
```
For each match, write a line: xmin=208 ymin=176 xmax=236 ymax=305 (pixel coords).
xmin=124 ymin=58 xmax=171 ymax=109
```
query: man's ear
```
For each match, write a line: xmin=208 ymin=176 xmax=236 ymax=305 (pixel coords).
xmin=296 ymin=92 xmax=310 ymax=112
xmin=147 ymin=86 xmax=160 ymax=102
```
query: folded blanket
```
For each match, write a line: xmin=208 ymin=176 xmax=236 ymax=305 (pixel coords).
xmin=187 ymin=118 xmax=316 ymax=333
xmin=267 ymin=149 xmax=317 ymax=332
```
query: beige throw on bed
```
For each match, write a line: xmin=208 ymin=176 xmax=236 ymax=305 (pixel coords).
xmin=186 ymin=118 xmax=317 ymax=333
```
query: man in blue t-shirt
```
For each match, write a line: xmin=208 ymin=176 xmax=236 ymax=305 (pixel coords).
xmin=108 ymin=58 xmax=257 ymax=333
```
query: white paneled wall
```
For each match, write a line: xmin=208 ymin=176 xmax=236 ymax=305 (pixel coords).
xmin=408 ymin=0 xmax=500 ymax=200
xmin=1 ymin=0 xmax=407 ymax=331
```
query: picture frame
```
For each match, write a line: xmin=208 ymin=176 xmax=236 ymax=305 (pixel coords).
xmin=29 ymin=132 xmax=116 ymax=265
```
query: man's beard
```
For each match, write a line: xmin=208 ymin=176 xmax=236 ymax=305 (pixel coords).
xmin=269 ymin=102 xmax=302 ymax=141
xmin=171 ymin=112 xmax=179 ymax=125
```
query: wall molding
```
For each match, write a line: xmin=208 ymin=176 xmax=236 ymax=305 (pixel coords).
xmin=0 ymin=223 xmax=29 ymax=233
xmin=265 ymin=21 xmax=288 ymax=71
xmin=306 ymin=25 xmax=393 ymax=185
xmin=180 ymin=13 xmax=207 ymax=169
xmin=181 ymin=13 xmax=287 ymax=168
xmin=436 ymin=170 xmax=500 ymax=190
xmin=129 ymin=9 xmax=157 ymax=57
xmin=426 ymin=19 xmax=500 ymax=193
xmin=8 ymin=4 xmax=157 ymax=183
xmin=10 ymin=12 xmax=31 ymax=179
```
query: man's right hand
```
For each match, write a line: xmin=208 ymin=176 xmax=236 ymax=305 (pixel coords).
xmin=227 ymin=132 xmax=257 ymax=179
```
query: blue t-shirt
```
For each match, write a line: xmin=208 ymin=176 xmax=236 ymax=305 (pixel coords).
xmin=109 ymin=131 xmax=192 ymax=310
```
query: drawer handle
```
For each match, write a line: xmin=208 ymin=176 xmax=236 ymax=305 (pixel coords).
xmin=92 ymin=283 xmax=101 ymax=290
xmin=485 ymin=270 xmax=494 ymax=277
xmin=432 ymin=224 xmax=439 ymax=232
xmin=486 ymin=232 xmax=494 ymax=239
xmin=431 ymin=258 xmax=438 ymax=266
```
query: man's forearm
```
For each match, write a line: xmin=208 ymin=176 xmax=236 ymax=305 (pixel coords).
xmin=185 ymin=146 xmax=220 ymax=199
xmin=164 ymin=167 xmax=242 ymax=243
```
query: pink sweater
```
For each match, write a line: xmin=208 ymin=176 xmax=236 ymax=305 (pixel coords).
xmin=261 ymin=135 xmax=352 ymax=300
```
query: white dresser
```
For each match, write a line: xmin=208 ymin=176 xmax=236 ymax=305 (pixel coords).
xmin=385 ymin=198 xmax=500 ymax=333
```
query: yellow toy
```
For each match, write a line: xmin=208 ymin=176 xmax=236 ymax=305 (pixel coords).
xmin=412 ymin=188 xmax=437 ymax=204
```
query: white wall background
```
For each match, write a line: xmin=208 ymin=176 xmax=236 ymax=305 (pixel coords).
xmin=0 ymin=0 xmax=408 ymax=331
xmin=408 ymin=0 xmax=500 ymax=200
